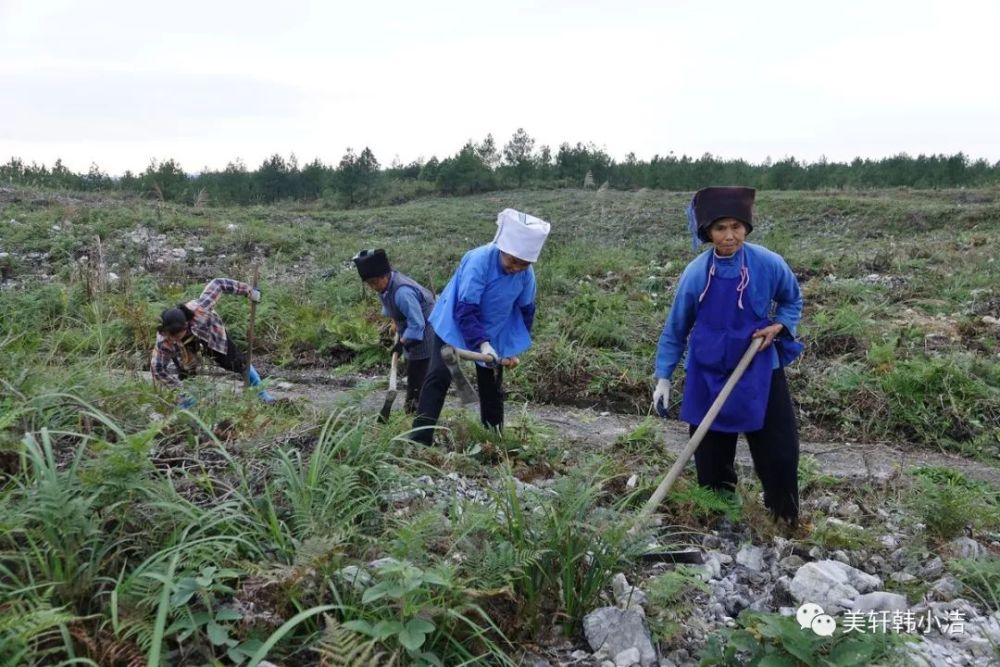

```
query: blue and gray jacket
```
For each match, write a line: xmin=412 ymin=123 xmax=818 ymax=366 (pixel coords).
xmin=380 ymin=271 xmax=436 ymax=360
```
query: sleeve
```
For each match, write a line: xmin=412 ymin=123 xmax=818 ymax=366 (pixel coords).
xmin=517 ymin=269 xmax=537 ymax=332
xmin=771 ymin=257 xmax=803 ymax=337
xmin=150 ymin=339 xmax=181 ymax=390
xmin=394 ymin=286 xmax=426 ymax=343
xmin=192 ymin=278 xmax=251 ymax=314
xmin=654 ymin=266 xmax=700 ymax=380
xmin=516 ymin=269 xmax=536 ymax=307
xmin=455 ymin=255 xmax=487 ymax=305
xmin=520 ymin=303 xmax=536 ymax=333
xmin=456 ymin=301 xmax=488 ymax=349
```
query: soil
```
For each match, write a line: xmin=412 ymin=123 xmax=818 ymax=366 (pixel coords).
xmin=247 ymin=367 xmax=1000 ymax=487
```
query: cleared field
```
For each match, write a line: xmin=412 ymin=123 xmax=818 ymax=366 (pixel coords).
xmin=1 ymin=186 xmax=998 ymax=665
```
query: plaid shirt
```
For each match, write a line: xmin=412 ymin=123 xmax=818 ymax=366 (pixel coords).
xmin=151 ymin=278 xmax=251 ymax=389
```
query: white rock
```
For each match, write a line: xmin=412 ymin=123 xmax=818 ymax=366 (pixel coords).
xmin=789 ymin=560 xmax=881 ymax=613
xmin=921 ymin=557 xmax=945 ymax=579
xmin=929 ymin=577 xmax=963 ymax=602
xmin=626 ymin=474 xmax=638 ymax=490
xmin=615 ymin=647 xmax=641 ymax=667
xmin=582 ymin=607 xmax=657 ymax=667
xmin=834 ymin=501 xmax=861 ymax=518
xmin=851 ymin=591 xmax=908 ymax=613
xmin=612 ymin=573 xmax=648 ymax=610
xmin=335 ymin=565 xmax=372 ymax=589
xmin=825 ymin=517 xmax=864 ymax=532
xmin=879 ymin=535 xmax=899 ymax=550
xmin=736 ymin=544 xmax=765 ymax=572
xmin=944 ymin=537 xmax=988 ymax=560
xmin=699 ymin=555 xmax=722 ymax=581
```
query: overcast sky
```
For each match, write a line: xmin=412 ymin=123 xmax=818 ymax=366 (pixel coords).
xmin=2 ymin=0 xmax=998 ymax=174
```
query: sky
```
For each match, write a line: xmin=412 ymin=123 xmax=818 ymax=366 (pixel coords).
xmin=1 ymin=0 xmax=998 ymax=175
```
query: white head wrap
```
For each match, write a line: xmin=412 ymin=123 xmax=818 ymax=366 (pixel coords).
xmin=492 ymin=208 xmax=551 ymax=262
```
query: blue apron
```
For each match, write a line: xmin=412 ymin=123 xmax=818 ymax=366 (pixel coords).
xmin=680 ymin=270 xmax=773 ymax=433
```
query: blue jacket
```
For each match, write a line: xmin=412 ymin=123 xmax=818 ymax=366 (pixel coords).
xmin=430 ymin=244 xmax=536 ymax=358
xmin=379 ymin=271 xmax=435 ymax=360
xmin=655 ymin=243 xmax=804 ymax=379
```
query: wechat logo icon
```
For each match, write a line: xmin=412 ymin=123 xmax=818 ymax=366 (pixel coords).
xmin=797 ymin=602 xmax=837 ymax=637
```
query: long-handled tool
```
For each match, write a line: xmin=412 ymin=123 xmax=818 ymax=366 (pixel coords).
xmin=379 ymin=334 xmax=400 ymax=423
xmin=439 ymin=344 xmax=497 ymax=404
xmin=629 ymin=336 xmax=764 ymax=536
xmin=244 ymin=264 xmax=260 ymax=388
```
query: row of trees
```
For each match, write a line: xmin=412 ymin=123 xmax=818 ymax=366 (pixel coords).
xmin=3 ymin=129 xmax=999 ymax=207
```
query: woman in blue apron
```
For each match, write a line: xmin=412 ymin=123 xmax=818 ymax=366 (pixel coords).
xmin=653 ymin=187 xmax=804 ymax=525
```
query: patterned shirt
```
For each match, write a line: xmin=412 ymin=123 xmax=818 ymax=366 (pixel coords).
xmin=150 ymin=278 xmax=251 ymax=389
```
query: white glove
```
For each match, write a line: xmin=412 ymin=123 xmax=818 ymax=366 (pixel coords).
xmin=479 ymin=341 xmax=498 ymax=365
xmin=652 ymin=378 xmax=671 ymax=417
xmin=249 ymin=288 xmax=262 ymax=303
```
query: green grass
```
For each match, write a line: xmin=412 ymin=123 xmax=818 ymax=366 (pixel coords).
xmin=2 ymin=185 xmax=1000 ymax=663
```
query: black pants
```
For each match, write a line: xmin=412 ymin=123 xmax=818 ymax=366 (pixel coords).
xmin=176 ymin=337 xmax=246 ymax=379
xmin=691 ymin=368 xmax=800 ymax=522
xmin=404 ymin=357 xmax=430 ymax=414
xmin=410 ymin=335 xmax=504 ymax=445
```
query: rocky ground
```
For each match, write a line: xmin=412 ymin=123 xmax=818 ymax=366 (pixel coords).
xmin=177 ymin=368 xmax=1000 ymax=666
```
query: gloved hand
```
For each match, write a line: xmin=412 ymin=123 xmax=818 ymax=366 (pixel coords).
xmin=479 ymin=341 xmax=498 ymax=365
xmin=652 ymin=378 xmax=671 ymax=417
xmin=179 ymin=395 xmax=197 ymax=409
xmin=392 ymin=339 xmax=404 ymax=355
xmin=249 ymin=288 xmax=262 ymax=303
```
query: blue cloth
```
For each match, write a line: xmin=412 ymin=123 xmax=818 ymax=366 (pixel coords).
xmin=679 ymin=269 xmax=773 ymax=432
xmin=455 ymin=300 xmax=489 ymax=348
xmin=430 ymin=244 xmax=537 ymax=358
xmin=520 ymin=302 xmax=536 ymax=333
xmin=247 ymin=364 xmax=262 ymax=387
xmin=655 ymin=243 xmax=804 ymax=380
xmin=379 ymin=271 xmax=435 ymax=360
xmin=391 ymin=284 xmax=426 ymax=343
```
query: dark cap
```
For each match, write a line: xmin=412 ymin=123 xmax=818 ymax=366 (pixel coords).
xmin=353 ymin=249 xmax=391 ymax=280
xmin=692 ymin=187 xmax=755 ymax=242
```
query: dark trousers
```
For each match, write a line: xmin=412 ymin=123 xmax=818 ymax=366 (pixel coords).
xmin=404 ymin=357 xmax=430 ymax=414
xmin=176 ymin=337 xmax=246 ymax=379
xmin=692 ymin=368 xmax=800 ymax=522
xmin=410 ymin=335 xmax=504 ymax=445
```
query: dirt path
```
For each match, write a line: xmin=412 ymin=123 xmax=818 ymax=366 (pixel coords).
xmin=266 ymin=368 xmax=1000 ymax=487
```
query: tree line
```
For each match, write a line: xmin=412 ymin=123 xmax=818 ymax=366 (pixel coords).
xmin=3 ymin=128 xmax=999 ymax=207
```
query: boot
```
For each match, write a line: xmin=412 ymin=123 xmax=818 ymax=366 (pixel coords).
xmin=246 ymin=365 xmax=276 ymax=404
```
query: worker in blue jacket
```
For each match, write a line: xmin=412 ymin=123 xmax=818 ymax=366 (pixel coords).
xmin=653 ymin=187 xmax=804 ymax=525
xmin=354 ymin=249 xmax=436 ymax=413
xmin=410 ymin=208 xmax=550 ymax=446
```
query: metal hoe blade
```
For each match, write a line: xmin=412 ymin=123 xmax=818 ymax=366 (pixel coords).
xmin=440 ymin=345 xmax=479 ymax=404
